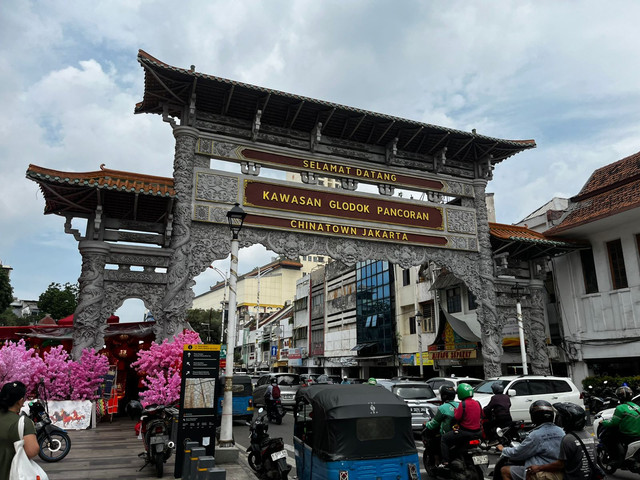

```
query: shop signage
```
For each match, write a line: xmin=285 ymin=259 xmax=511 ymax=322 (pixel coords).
xmin=428 ymin=349 xmax=477 ymax=360
xmin=288 ymin=347 xmax=302 ymax=359
xmin=175 ymin=344 xmax=220 ymax=478
xmin=414 ymin=352 xmax=434 ymax=366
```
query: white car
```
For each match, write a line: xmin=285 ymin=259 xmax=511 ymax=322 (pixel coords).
xmin=474 ymin=375 xmax=584 ymax=422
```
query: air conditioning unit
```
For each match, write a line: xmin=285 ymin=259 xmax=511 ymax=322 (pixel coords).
xmin=547 ymin=345 xmax=560 ymax=360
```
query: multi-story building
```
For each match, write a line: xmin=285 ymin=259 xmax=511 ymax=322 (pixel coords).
xmin=544 ymin=150 xmax=640 ymax=386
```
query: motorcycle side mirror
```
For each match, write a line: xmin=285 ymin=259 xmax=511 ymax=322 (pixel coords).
xmin=496 ymin=427 xmax=505 ymax=437
xmin=258 ymin=408 xmax=264 ymax=413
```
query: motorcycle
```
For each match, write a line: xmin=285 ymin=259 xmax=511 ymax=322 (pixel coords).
xmin=421 ymin=427 xmax=488 ymax=480
xmin=267 ymin=398 xmax=285 ymax=425
xmin=489 ymin=421 xmax=535 ymax=480
xmin=247 ymin=408 xmax=291 ymax=479
xmin=130 ymin=401 xmax=178 ymax=478
xmin=596 ymin=426 xmax=640 ymax=475
xmin=26 ymin=398 xmax=72 ymax=462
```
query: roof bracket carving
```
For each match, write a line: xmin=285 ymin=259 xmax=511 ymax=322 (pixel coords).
xmin=385 ymin=137 xmax=398 ymax=165
xmin=162 ymin=103 xmax=177 ymax=127
xmin=434 ymin=147 xmax=448 ymax=173
xmin=378 ymin=184 xmax=395 ymax=196
xmin=241 ymin=162 xmax=261 ymax=176
xmin=64 ymin=216 xmax=83 ymax=241
xmin=164 ymin=212 xmax=173 ymax=247
xmin=301 ymin=172 xmax=318 ymax=185
xmin=310 ymin=122 xmax=322 ymax=153
xmin=341 ymin=178 xmax=358 ymax=191
xmin=478 ymin=154 xmax=494 ymax=180
xmin=93 ymin=205 xmax=103 ymax=240
xmin=252 ymin=109 xmax=262 ymax=141
xmin=427 ymin=191 xmax=443 ymax=203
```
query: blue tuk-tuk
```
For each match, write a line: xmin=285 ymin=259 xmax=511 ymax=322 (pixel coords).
xmin=216 ymin=374 xmax=254 ymax=422
xmin=293 ymin=384 xmax=422 ymax=480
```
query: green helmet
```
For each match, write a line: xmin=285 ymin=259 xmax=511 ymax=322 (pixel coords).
xmin=368 ymin=377 xmax=377 ymax=385
xmin=457 ymin=383 xmax=474 ymax=400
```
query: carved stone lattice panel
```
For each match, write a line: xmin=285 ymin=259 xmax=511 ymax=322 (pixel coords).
xmin=104 ymin=270 xmax=167 ymax=284
xmin=195 ymin=172 xmax=239 ymax=203
xmin=447 ymin=210 xmax=477 ymax=234
xmin=108 ymin=253 xmax=171 ymax=268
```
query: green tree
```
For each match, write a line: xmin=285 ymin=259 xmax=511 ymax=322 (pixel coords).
xmin=0 ymin=268 xmax=13 ymax=313
xmin=186 ymin=308 xmax=222 ymax=343
xmin=37 ymin=282 xmax=78 ymax=320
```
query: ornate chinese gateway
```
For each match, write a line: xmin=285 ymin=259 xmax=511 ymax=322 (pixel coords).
xmin=27 ymin=50 xmax=536 ymax=376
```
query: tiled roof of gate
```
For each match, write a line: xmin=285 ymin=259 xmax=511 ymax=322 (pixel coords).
xmin=26 ymin=164 xmax=175 ymax=196
xmin=489 ymin=223 xmax=577 ymax=247
xmin=545 ymin=151 xmax=640 ymax=235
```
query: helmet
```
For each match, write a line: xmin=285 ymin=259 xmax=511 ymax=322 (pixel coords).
xmin=491 ymin=383 xmax=504 ymax=395
xmin=553 ymin=402 xmax=586 ymax=431
xmin=457 ymin=383 xmax=474 ymax=400
xmin=530 ymin=400 xmax=554 ymax=425
xmin=367 ymin=377 xmax=377 ymax=385
xmin=126 ymin=400 xmax=143 ymax=420
xmin=440 ymin=385 xmax=456 ymax=402
xmin=615 ymin=385 xmax=633 ymax=402
xmin=271 ymin=377 xmax=278 ymax=385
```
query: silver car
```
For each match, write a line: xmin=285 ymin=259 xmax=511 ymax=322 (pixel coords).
xmin=252 ymin=373 xmax=302 ymax=408
xmin=378 ymin=380 xmax=439 ymax=432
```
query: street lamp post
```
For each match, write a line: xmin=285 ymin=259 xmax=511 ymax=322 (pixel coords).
xmin=219 ymin=203 xmax=246 ymax=448
xmin=415 ymin=312 xmax=424 ymax=377
xmin=209 ymin=267 xmax=228 ymax=343
xmin=511 ymin=282 xmax=528 ymax=375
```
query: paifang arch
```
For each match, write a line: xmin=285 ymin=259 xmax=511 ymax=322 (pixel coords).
xmin=27 ymin=50 xmax=537 ymax=378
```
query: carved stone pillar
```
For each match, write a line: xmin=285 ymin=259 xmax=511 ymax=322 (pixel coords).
xmin=472 ymin=179 xmax=502 ymax=378
xmin=72 ymin=241 xmax=110 ymax=359
xmin=527 ymin=285 xmax=551 ymax=374
xmin=160 ymin=126 xmax=199 ymax=340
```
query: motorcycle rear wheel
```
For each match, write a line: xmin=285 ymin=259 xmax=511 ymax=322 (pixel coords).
xmin=38 ymin=431 xmax=72 ymax=462
xmin=154 ymin=453 xmax=164 ymax=478
xmin=596 ymin=446 xmax=618 ymax=475
xmin=248 ymin=451 xmax=262 ymax=472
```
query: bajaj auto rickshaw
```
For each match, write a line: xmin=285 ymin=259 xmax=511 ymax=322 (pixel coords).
xmin=293 ymin=384 xmax=422 ymax=480
xmin=216 ymin=374 xmax=254 ymax=423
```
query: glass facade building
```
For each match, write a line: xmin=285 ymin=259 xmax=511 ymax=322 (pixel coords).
xmin=355 ymin=260 xmax=395 ymax=356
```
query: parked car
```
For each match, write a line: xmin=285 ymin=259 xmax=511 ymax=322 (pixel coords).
xmin=474 ymin=375 xmax=584 ymax=422
xmin=300 ymin=373 xmax=319 ymax=386
xmin=425 ymin=376 xmax=483 ymax=398
xmin=253 ymin=373 xmax=302 ymax=408
xmin=315 ymin=374 xmax=342 ymax=384
xmin=377 ymin=379 xmax=439 ymax=432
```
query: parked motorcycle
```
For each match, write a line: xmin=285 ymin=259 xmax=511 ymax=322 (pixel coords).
xmin=421 ymin=427 xmax=488 ymax=480
xmin=128 ymin=400 xmax=178 ymax=478
xmin=247 ymin=408 xmax=291 ymax=479
xmin=267 ymin=398 xmax=285 ymax=425
xmin=596 ymin=425 xmax=640 ymax=475
xmin=26 ymin=398 xmax=72 ymax=462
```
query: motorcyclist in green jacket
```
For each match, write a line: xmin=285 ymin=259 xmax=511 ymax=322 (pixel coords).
xmin=422 ymin=385 xmax=459 ymax=466
xmin=424 ymin=385 xmax=459 ymax=435
xmin=600 ymin=385 xmax=640 ymax=466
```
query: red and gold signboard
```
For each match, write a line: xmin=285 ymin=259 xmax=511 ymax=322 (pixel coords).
xmin=427 ymin=349 xmax=477 ymax=360
xmin=244 ymin=179 xmax=443 ymax=231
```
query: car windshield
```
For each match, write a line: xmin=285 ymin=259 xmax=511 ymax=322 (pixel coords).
xmin=474 ymin=379 xmax=510 ymax=394
xmin=394 ymin=385 xmax=436 ymax=399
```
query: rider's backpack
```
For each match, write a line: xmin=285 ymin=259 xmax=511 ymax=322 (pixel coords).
xmin=272 ymin=383 xmax=281 ymax=399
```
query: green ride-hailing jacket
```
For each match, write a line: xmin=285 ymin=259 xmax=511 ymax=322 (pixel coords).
xmin=425 ymin=400 xmax=460 ymax=436
xmin=602 ymin=401 xmax=640 ymax=437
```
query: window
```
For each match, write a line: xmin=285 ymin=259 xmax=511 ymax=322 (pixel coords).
xmin=580 ymin=249 xmax=599 ymax=294
xmin=409 ymin=316 xmax=417 ymax=334
xmin=468 ymin=291 xmax=477 ymax=311
xmin=402 ymin=268 xmax=411 ymax=286
xmin=446 ymin=287 xmax=462 ymax=313
xmin=511 ymin=381 xmax=530 ymax=396
xmin=607 ymin=239 xmax=628 ymax=289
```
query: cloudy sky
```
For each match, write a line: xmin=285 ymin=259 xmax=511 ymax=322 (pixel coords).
xmin=1 ymin=1 xmax=639 ymax=321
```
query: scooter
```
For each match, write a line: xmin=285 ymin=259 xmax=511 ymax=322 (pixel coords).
xmin=26 ymin=398 xmax=72 ymax=462
xmin=421 ymin=427 xmax=488 ymax=480
xmin=129 ymin=401 xmax=178 ymax=478
xmin=596 ymin=426 xmax=640 ymax=475
xmin=267 ymin=398 xmax=285 ymax=425
xmin=247 ymin=408 xmax=291 ymax=479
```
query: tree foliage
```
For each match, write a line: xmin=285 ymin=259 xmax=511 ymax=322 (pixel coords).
xmin=186 ymin=308 xmax=222 ymax=343
xmin=37 ymin=282 xmax=78 ymax=320
xmin=0 ymin=268 xmax=13 ymax=313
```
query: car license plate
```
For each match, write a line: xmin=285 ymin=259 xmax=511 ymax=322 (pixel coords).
xmin=150 ymin=435 xmax=169 ymax=445
xmin=472 ymin=454 xmax=489 ymax=465
xmin=271 ymin=450 xmax=287 ymax=461
xmin=282 ymin=394 xmax=293 ymax=399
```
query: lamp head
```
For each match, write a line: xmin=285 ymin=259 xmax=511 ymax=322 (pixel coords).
xmin=227 ymin=203 xmax=247 ymax=238
xmin=511 ymin=282 xmax=524 ymax=299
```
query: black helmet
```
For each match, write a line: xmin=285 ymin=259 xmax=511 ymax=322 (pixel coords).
xmin=440 ymin=385 xmax=456 ymax=402
xmin=553 ymin=402 xmax=586 ymax=432
xmin=616 ymin=385 xmax=633 ymax=402
xmin=530 ymin=400 xmax=555 ymax=425
xmin=126 ymin=399 xmax=143 ymax=420
xmin=271 ymin=377 xmax=278 ymax=384
xmin=491 ymin=383 xmax=504 ymax=395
